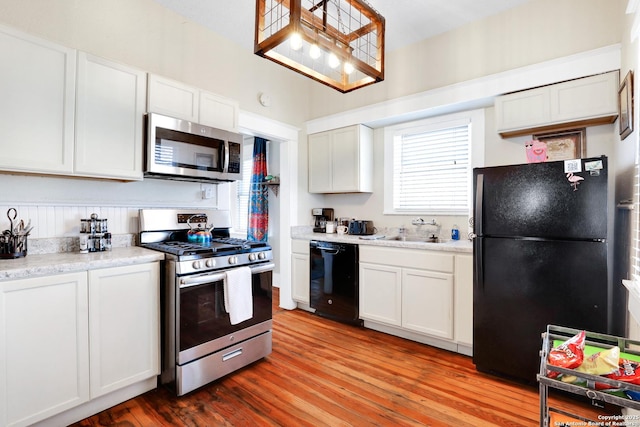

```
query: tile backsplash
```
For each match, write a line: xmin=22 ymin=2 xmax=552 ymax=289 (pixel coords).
xmin=0 ymin=205 xmax=141 ymax=239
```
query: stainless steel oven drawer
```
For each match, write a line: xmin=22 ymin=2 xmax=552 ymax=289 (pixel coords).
xmin=176 ymin=330 xmax=272 ymax=396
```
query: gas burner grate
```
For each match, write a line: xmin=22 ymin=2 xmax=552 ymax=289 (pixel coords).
xmin=212 ymin=237 xmax=268 ymax=249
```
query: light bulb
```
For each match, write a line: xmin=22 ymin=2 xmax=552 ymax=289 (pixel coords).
xmin=344 ymin=62 xmax=354 ymax=74
xmin=309 ymin=44 xmax=321 ymax=59
xmin=328 ymin=53 xmax=340 ymax=69
xmin=290 ymin=33 xmax=302 ymax=50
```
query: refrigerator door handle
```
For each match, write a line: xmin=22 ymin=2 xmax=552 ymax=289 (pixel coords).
xmin=474 ymin=173 xmax=484 ymax=237
xmin=474 ymin=173 xmax=484 ymax=289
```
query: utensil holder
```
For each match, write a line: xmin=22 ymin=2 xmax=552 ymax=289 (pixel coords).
xmin=0 ymin=233 xmax=28 ymax=259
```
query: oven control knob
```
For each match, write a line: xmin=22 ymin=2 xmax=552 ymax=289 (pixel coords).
xmin=205 ymin=259 xmax=216 ymax=268
xmin=248 ymin=253 xmax=257 ymax=261
xmin=229 ymin=256 xmax=238 ymax=265
xmin=258 ymin=252 xmax=267 ymax=260
xmin=192 ymin=260 xmax=203 ymax=270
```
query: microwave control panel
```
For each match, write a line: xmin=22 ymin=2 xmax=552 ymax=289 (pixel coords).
xmin=228 ymin=143 xmax=241 ymax=173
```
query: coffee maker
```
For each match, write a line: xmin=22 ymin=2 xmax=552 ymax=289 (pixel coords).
xmin=312 ymin=208 xmax=334 ymax=233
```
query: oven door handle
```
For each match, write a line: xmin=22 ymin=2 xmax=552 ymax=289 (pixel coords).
xmin=179 ymin=262 xmax=275 ymax=289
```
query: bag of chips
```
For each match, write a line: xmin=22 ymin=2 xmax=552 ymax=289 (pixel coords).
xmin=596 ymin=359 xmax=640 ymax=390
xmin=547 ymin=330 xmax=585 ymax=379
xmin=561 ymin=346 xmax=620 ymax=383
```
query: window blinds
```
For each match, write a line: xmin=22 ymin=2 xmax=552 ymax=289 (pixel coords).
xmin=392 ymin=124 xmax=470 ymax=213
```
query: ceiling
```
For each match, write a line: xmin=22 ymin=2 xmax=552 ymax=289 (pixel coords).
xmin=151 ymin=0 xmax=532 ymax=53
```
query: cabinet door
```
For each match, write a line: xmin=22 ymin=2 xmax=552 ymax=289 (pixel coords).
xmin=454 ymin=254 xmax=473 ymax=346
xmin=495 ymin=87 xmax=550 ymax=133
xmin=0 ymin=25 xmax=76 ymax=175
xmin=0 ymin=272 xmax=89 ymax=427
xmin=359 ymin=263 xmax=402 ymax=326
xmin=308 ymin=131 xmax=333 ymax=193
xmin=331 ymin=126 xmax=360 ymax=192
xmin=75 ymin=53 xmax=146 ymax=180
xmin=88 ymin=263 xmax=160 ymax=398
xmin=199 ymin=91 xmax=239 ymax=132
xmin=291 ymin=253 xmax=310 ymax=304
xmin=402 ymin=268 xmax=453 ymax=339
xmin=147 ymin=74 xmax=199 ymax=122
xmin=551 ymin=71 xmax=618 ymax=123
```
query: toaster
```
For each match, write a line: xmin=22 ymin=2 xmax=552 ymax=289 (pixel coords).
xmin=348 ymin=220 xmax=375 ymax=235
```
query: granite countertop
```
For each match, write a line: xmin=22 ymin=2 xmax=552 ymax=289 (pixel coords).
xmin=291 ymin=227 xmax=472 ymax=253
xmin=0 ymin=246 xmax=165 ymax=282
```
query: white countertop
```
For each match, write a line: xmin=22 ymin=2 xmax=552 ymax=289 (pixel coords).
xmin=0 ymin=246 xmax=165 ymax=281
xmin=291 ymin=227 xmax=472 ymax=253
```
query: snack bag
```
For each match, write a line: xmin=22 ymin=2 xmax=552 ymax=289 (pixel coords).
xmin=547 ymin=330 xmax=586 ymax=379
xmin=596 ymin=359 xmax=640 ymax=390
xmin=561 ymin=346 xmax=620 ymax=384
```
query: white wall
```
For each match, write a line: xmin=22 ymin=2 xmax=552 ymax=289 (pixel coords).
xmin=307 ymin=0 xmax=626 ymax=120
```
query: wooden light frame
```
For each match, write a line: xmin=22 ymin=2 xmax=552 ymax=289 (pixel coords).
xmin=255 ymin=0 xmax=385 ymax=93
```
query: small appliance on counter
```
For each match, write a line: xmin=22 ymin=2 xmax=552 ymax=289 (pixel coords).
xmin=312 ymin=208 xmax=334 ymax=233
xmin=348 ymin=219 xmax=375 ymax=235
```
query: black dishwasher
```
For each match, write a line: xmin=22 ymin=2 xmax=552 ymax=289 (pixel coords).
xmin=309 ymin=240 xmax=361 ymax=325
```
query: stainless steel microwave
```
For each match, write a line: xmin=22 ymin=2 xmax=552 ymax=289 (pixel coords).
xmin=144 ymin=113 xmax=242 ymax=182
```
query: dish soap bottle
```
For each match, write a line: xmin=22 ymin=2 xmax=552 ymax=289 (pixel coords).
xmin=451 ymin=224 xmax=460 ymax=241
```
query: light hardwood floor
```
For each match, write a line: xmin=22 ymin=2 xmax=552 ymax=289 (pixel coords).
xmin=72 ymin=288 xmax=615 ymax=426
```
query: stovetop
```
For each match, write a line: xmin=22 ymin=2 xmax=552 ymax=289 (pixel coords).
xmin=143 ymin=238 xmax=269 ymax=257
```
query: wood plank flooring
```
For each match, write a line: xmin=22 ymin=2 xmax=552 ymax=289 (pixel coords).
xmin=72 ymin=289 xmax=616 ymax=426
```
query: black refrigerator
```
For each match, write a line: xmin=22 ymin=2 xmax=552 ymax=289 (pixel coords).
xmin=472 ymin=156 xmax=625 ymax=384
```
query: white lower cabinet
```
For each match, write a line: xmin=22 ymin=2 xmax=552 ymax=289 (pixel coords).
xmin=0 ymin=262 xmax=160 ymax=427
xmin=0 ymin=272 xmax=89 ymax=427
xmin=291 ymin=239 xmax=310 ymax=305
xmin=88 ymin=263 xmax=160 ymax=398
xmin=359 ymin=263 xmax=402 ymax=326
xmin=359 ymin=245 xmax=469 ymax=353
xmin=401 ymin=268 xmax=453 ymax=339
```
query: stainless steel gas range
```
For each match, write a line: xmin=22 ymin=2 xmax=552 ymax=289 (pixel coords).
xmin=139 ymin=209 xmax=274 ymax=396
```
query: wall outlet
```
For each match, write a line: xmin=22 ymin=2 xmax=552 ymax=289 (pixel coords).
xmin=201 ymin=184 xmax=215 ymax=199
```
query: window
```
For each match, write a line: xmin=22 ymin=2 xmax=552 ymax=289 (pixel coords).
xmin=384 ymin=110 xmax=484 ymax=215
xmin=233 ymin=139 xmax=254 ymax=236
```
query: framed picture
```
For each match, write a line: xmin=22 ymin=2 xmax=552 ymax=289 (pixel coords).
xmin=619 ymin=70 xmax=633 ymax=140
xmin=533 ymin=128 xmax=586 ymax=161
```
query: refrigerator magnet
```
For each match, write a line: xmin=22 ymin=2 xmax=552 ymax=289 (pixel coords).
xmin=563 ymin=159 xmax=582 ymax=174
xmin=584 ymin=160 xmax=603 ymax=171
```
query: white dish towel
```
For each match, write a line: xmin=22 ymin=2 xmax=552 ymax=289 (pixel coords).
xmin=224 ymin=266 xmax=253 ymax=325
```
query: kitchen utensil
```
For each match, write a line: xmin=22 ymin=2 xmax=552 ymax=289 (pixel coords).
xmin=187 ymin=214 xmax=213 ymax=244
xmin=1 ymin=208 xmax=30 ymax=259
xmin=7 ymin=208 xmax=17 ymax=235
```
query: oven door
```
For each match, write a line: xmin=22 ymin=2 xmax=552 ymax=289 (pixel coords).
xmin=176 ymin=262 xmax=274 ymax=365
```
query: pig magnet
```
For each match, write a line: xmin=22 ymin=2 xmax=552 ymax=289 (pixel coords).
xmin=525 ymin=139 xmax=547 ymax=163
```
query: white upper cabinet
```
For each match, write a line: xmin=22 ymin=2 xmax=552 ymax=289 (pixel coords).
xmin=0 ymin=25 xmax=147 ymax=180
xmin=199 ymin=91 xmax=239 ymax=132
xmin=495 ymin=71 xmax=619 ymax=137
xmin=75 ymin=53 xmax=146 ymax=180
xmin=0 ymin=24 xmax=76 ymax=175
xmin=147 ymin=74 xmax=199 ymax=122
xmin=147 ymin=74 xmax=239 ymax=132
xmin=308 ymin=124 xmax=373 ymax=193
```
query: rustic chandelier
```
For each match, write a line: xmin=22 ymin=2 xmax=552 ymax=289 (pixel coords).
xmin=254 ymin=0 xmax=385 ymax=93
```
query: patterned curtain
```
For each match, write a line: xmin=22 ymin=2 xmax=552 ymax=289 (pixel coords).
xmin=247 ymin=137 xmax=269 ymax=242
